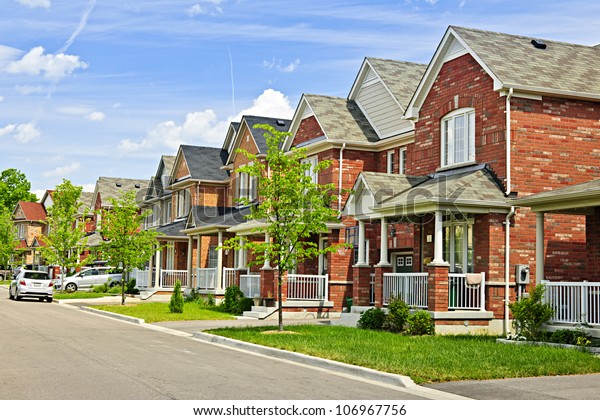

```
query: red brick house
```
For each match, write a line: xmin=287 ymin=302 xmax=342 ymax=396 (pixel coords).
xmin=12 ymin=201 xmax=47 ymax=266
xmin=346 ymin=26 xmax=600 ymax=334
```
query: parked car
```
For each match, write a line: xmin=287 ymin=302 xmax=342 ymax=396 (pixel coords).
xmin=9 ymin=270 xmax=54 ymax=302
xmin=57 ymin=267 xmax=123 ymax=292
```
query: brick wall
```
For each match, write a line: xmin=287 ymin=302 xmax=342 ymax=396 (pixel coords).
xmin=293 ymin=116 xmax=324 ymax=147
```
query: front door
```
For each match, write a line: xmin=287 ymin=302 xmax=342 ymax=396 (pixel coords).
xmin=392 ymin=253 xmax=413 ymax=274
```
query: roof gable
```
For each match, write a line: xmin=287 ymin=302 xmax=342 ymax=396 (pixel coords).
xmin=406 ymin=26 xmax=600 ymax=119
xmin=226 ymin=116 xmax=291 ymax=165
xmin=14 ymin=201 xmax=46 ymax=221
xmin=92 ymin=177 xmax=147 ymax=208
xmin=177 ymin=145 xmax=229 ymax=181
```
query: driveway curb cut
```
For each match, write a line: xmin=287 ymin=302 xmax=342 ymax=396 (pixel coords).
xmin=192 ymin=331 xmax=417 ymax=388
xmin=80 ymin=306 xmax=145 ymax=324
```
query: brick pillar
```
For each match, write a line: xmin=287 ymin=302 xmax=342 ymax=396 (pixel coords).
xmin=353 ymin=266 xmax=372 ymax=306
xmin=260 ymin=269 xmax=276 ymax=303
xmin=374 ymin=265 xmax=392 ymax=307
xmin=234 ymin=269 xmax=243 ymax=287
xmin=427 ymin=263 xmax=450 ymax=312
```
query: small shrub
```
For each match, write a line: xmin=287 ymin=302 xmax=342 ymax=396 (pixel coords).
xmin=406 ymin=310 xmax=435 ymax=336
xmin=548 ymin=329 xmax=592 ymax=346
xmin=357 ymin=308 xmax=386 ymax=330
xmin=383 ymin=297 xmax=410 ymax=332
xmin=206 ymin=293 xmax=215 ymax=307
xmin=168 ymin=281 xmax=184 ymax=313
xmin=509 ymin=284 xmax=553 ymax=341
xmin=221 ymin=285 xmax=247 ymax=315
xmin=185 ymin=288 xmax=202 ymax=303
xmin=240 ymin=297 xmax=253 ymax=313
xmin=125 ymin=278 xmax=139 ymax=294
xmin=92 ymin=283 xmax=109 ymax=293
xmin=108 ymin=285 xmax=122 ymax=294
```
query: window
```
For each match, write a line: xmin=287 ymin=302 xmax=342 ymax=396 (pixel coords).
xmin=302 ymin=156 xmax=319 ymax=184
xmin=208 ymin=246 xmax=218 ymax=268
xmin=386 ymin=151 xmax=395 ymax=174
xmin=163 ymin=199 xmax=172 ymax=225
xmin=17 ymin=224 xmax=25 ymax=239
xmin=236 ymin=164 xmax=257 ymax=205
xmin=176 ymin=190 xmax=190 ymax=219
xmin=443 ymin=214 xmax=474 ymax=273
xmin=346 ymin=226 xmax=369 ymax=265
xmin=399 ymin=148 xmax=407 ymax=175
xmin=441 ymin=108 xmax=475 ymax=167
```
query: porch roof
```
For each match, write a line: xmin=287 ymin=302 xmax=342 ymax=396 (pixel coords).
xmin=182 ymin=206 xmax=252 ymax=235
xmin=154 ymin=219 xmax=187 ymax=239
xmin=512 ymin=178 xmax=600 ymax=213
xmin=349 ymin=164 xmax=510 ymax=219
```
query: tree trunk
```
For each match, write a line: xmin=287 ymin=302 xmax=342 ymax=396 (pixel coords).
xmin=278 ymin=271 xmax=283 ymax=332
xmin=121 ymin=270 xmax=127 ymax=305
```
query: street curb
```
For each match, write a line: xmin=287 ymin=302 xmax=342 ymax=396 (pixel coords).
xmin=192 ymin=331 xmax=416 ymax=388
xmin=80 ymin=306 xmax=145 ymax=324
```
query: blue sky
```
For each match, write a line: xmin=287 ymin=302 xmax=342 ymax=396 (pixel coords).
xmin=1 ymin=0 xmax=599 ymax=198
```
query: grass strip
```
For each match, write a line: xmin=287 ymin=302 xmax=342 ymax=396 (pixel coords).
xmin=208 ymin=325 xmax=600 ymax=384
xmin=92 ymin=301 xmax=235 ymax=323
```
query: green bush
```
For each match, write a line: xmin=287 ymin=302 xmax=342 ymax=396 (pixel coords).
xmin=92 ymin=283 xmax=109 ymax=293
xmin=108 ymin=285 xmax=122 ymax=294
xmin=185 ymin=288 xmax=202 ymax=303
xmin=383 ymin=297 xmax=410 ymax=332
xmin=168 ymin=281 xmax=184 ymax=313
xmin=509 ymin=284 xmax=553 ymax=341
xmin=221 ymin=285 xmax=249 ymax=315
xmin=406 ymin=310 xmax=435 ymax=335
xmin=357 ymin=308 xmax=386 ymax=330
xmin=548 ymin=329 xmax=592 ymax=346
xmin=125 ymin=278 xmax=139 ymax=294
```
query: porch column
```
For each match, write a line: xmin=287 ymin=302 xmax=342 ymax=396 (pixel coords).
xmin=237 ymin=236 xmax=246 ymax=269
xmin=196 ymin=235 xmax=202 ymax=269
xmin=148 ymin=245 xmax=154 ymax=288
xmin=432 ymin=210 xmax=445 ymax=264
xmin=186 ymin=235 xmax=193 ymax=289
xmin=536 ymin=212 xmax=545 ymax=285
xmin=154 ymin=247 xmax=161 ymax=289
xmin=217 ymin=231 xmax=224 ymax=289
xmin=377 ymin=218 xmax=390 ymax=266
xmin=262 ymin=232 xmax=271 ymax=269
xmin=356 ymin=220 xmax=367 ymax=266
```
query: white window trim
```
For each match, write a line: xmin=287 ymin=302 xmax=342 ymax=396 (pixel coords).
xmin=441 ymin=108 xmax=475 ymax=168
xmin=386 ymin=150 xmax=395 ymax=174
xmin=302 ymin=156 xmax=319 ymax=184
xmin=443 ymin=216 xmax=474 ymax=274
xmin=399 ymin=147 xmax=407 ymax=175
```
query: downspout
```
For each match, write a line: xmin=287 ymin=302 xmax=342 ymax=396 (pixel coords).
xmin=338 ymin=143 xmax=346 ymax=216
xmin=504 ymin=87 xmax=514 ymax=336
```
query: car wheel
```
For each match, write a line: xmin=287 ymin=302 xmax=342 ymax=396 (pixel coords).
xmin=8 ymin=288 xmax=14 ymax=300
xmin=39 ymin=297 xmax=44 ymax=302
xmin=65 ymin=283 xmax=77 ymax=292
xmin=46 ymin=297 xmax=53 ymax=303
xmin=15 ymin=288 xmax=22 ymax=301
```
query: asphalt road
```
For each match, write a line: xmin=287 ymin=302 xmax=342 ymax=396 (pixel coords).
xmin=0 ymin=287 xmax=435 ymax=400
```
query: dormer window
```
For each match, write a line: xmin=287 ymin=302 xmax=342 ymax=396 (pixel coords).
xmin=441 ymin=108 xmax=475 ymax=168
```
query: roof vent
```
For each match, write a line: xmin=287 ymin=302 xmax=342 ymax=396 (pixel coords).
xmin=276 ymin=119 xmax=286 ymax=126
xmin=116 ymin=182 xmax=122 ymax=187
xmin=531 ymin=39 xmax=547 ymax=49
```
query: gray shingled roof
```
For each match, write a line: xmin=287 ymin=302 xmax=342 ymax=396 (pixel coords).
xmin=155 ymin=219 xmax=187 ymax=237
xmin=366 ymin=58 xmax=428 ymax=109
xmin=188 ymin=205 xmax=251 ymax=229
xmin=452 ymin=26 xmax=600 ymax=97
xmin=513 ymin=178 xmax=600 ymax=204
xmin=360 ymin=172 xmax=428 ymax=204
xmin=95 ymin=177 xmax=147 ymax=205
xmin=146 ymin=155 xmax=176 ymax=199
xmin=179 ymin=145 xmax=229 ymax=181
xmin=378 ymin=165 xmax=508 ymax=210
xmin=242 ymin=116 xmax=291 ymax=153
xmin=77 ymin=192 xmax=94 ymax=214
xmin=304 ymin=94 xmax=379 ymax=143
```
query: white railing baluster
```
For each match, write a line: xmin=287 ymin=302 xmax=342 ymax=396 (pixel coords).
xmin=542 ymin=280 xmax=600 ymax=326
xmin=286 ymin=274 xmax=328 ymax=300
xmin=383 ymin=273 xmax=429 ymax=308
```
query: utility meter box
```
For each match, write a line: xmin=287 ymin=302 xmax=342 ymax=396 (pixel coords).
xmin=515 ymin=264 xmax=530 ymax=284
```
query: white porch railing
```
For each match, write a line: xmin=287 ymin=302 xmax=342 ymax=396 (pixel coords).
xmin=448 ymin=273 xmax=486 ymax=311
xmin=160 ymin=269 xmax=188 ymax=288
xmin=543 ymin=280 xmax=600 ymax=326
xmin=222 ymin=268 xmax=248 ymax=291
xmin=131 ymin=268 xmax=151 ymax=289
xmin=240 ymin=274 xmax=261 ymax=298
xmin=383 ymin=273 xmax=428 ymax=308
xmin=287 ymin=274 xmax=328 ymax=301
xmin=197 ymin=268 xmax=218 ymax=291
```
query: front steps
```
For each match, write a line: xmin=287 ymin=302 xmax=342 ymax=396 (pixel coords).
xmin=243 ymin=305 xmax=279 ymax=319
xmin=331 ymin=305 xmax=374 ymax=327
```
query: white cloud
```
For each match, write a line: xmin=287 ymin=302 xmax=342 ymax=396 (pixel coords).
xmin=0 ymin=121 xmax=41 ymax=143
xmin=81 ymin=183 xmax=95 ymax=192
xmin=85 ymin=111 xmax=105 ymax=121
xmin=16 ymin=0 xmax=51 ymax=9
xmin=262 ymin=57 xmax=301 ymax=73
xmin=0 ymin=96 xmax=4 ymax=102
xmin=15 ymin=84 xmax=45 ymax=95
xmin=43 ymin=162 xmax=81 ymax=177
xmin=187 ymin=0 xmax=224 ymax=16
xmin=31 ymin=189 xmax=46 ymax=201
xmin=118 ymin=88 xmax=294 ymax=155
xmin=4 ymin=46 xmax=88 ymax=81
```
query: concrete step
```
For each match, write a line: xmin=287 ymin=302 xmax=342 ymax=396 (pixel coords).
xmin=243 ymin=306 xmax=278 ymax=319
xmin=330 ymin=312 xmax=362 ymax=327
xmin=139 ymin=290 xmax=157 ymax=300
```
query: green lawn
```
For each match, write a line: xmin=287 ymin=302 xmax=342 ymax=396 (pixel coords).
xmin=92 ymin=302 xmax=236 ymax=323
xmin=0 ymin=280 xmax=11 ymax=286
xmin=208 ymin=325 xmax=600 ymax=384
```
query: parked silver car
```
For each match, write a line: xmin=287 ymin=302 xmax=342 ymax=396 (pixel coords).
xmin=58 ymin=267 xmax=123 ymax=292
xmin=9 ymin=270 xmax=54 ymax=302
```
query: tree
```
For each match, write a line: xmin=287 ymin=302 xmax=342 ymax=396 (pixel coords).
xmin=39 ymin=179 xmax=91 ymax=290
xmin=224 ymin=124 xmax=345 ymax=331
xmin=0 ymin=208 xmax=19 ymax=279
xmin=99 ymin=191 xmax=160 ymax=305
xmin=0 ymin=168 xmax=38 ymax=212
